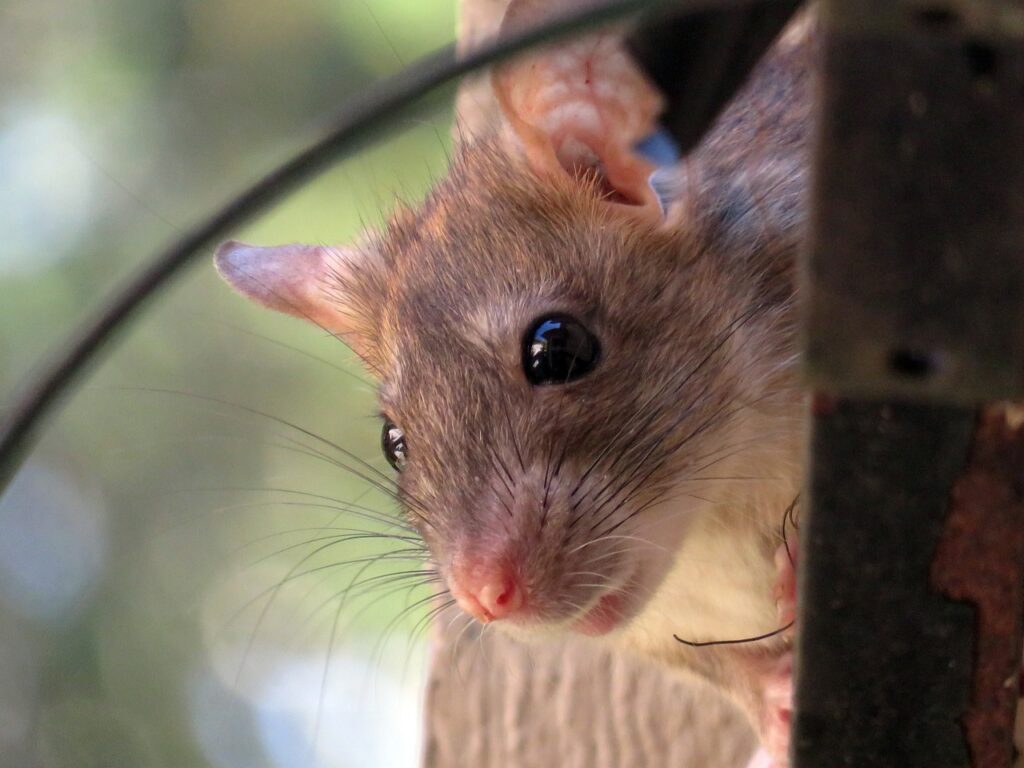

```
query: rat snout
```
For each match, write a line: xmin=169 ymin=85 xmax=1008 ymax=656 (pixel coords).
xmin=449 ymin=556 xmax=526 ymax=624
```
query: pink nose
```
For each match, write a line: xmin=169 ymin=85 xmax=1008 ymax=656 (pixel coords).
xmin=450 ymin=561 xmax=525 ymax=623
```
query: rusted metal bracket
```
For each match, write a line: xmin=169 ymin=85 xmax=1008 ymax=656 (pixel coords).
xmin=803 ymin=0 xmax=1024 ymax=404
xmin=795 ymin=1 xmax=1024 ymax=767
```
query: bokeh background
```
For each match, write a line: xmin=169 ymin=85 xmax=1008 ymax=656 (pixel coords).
xmin=0 ymin=2 xmax=458 ymax=766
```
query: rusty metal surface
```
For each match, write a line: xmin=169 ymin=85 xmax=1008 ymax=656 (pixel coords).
xmin=802 ymin=1 xmax=1024 ymax=403
xmin=932 ymin=406 xmax=1024 ymax=768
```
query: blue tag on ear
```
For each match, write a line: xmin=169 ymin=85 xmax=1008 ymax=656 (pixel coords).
xmin=634 ymin=127 xmax=680 ymax=168
xmin=634 ymin=127 xmax=682 ymax=214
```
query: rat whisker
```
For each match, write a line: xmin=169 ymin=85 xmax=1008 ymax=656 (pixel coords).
xmin=410 ymin=594 xmax=458 ymax=648
xmin=156 ymin=497 xmax=411 ymax=539
xmin=780 ymin=493 xmax=800 ymax=564
xmin=280 ymin=561 xmax=436 ymax=647
xmin=566 ymin=533 xmax=666 ymax=557
xmin=107 ymin=385 xmax=444 ymax=526
xmin=166 ymin=498 xmax=417 ymax=553
xmin=450 ymin=612 xmax=479 ymax=682
xmin=227 ymin=565 xmax=439 ymax=695
xmin=578 ymin=546 xmax=650 ymax=567
xmin=501 ymin=401 xmax=526 ymax=473
xmin=368 ymin=588 xmax=452 ymax=673
xmin=589 ymin=392 xmax=788 ymax=539
xmin=101 ymin=432 xmax=348 ymax=467
xmin=570 ymin=305 xmax=764 ymax=502
xmin=313 ymin=579 xmax=348 ymax=759
xmin=400 ymin=595 xmax=456 ymax=682
xmin=410 ymin=593 xmax=457 ymax=645
xmin=290 ymin=575 xmax=444 ymax=663
xmin=312 ymin=574 xmax=444 ymax=756
xmin=484 ymin=442 xmax=516 ymax=514
xmin=242 ymin=535 xmax=425 ymax=568
xmin=182 ymin=313 xmax=372 ymax=387
xmin=106 ymin=386 xmax=399 ymax=489
xmin=229 ymin=535 xmax=418 ymax=684
xmin=563 ymin=569 xmax=619 ymax=583
xmin=572 ymin=374 xmax=717 ymax=515
xmin=294 ymin=573 xmax=443 ymax=648
xmin=228 ymin=512 xmax=419 ymax=552
xmin=673 ymin=620 xmax=795 ymax=649
xmin=487 ymin=442 xmax=517 ymax=492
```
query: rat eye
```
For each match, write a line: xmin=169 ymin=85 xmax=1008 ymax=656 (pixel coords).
xmin=382 ymin=419 xmax=407 ymax=471
xmin=523 ymin=314 xmax=601 ymax=385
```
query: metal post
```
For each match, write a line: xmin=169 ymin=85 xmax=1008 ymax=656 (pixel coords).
xmin=796 ymin=2 xmax=1024 ymax=766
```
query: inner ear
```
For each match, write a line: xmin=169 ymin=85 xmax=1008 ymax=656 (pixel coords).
xmin=493 ymin=6 xmax=665 ymax=215
xmin=214 ymin=240 xmax=381 ymax=370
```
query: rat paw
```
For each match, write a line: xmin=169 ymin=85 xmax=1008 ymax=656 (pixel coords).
xmin=735 ymin=650 xmax=794 ymax=767
xmin=745 ymin=747 xmax=778 ymax=768
xmin=759 ymin=652 xmax=794 ymax=766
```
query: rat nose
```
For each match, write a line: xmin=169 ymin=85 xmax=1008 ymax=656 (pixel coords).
xmin=450 ymin=559 xmax=525 ymax=623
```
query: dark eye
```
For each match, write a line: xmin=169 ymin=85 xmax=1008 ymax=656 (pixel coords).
xmin=522 ymin=314 xmax=601 ymax=385
xmin=382 ymin=419 xmax=407 ymax=471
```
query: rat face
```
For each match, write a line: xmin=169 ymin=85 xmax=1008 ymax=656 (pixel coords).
xmin=214 ymin=10 xmax=802 ymax=640
xmin=216 ymin=138 xmax=790 ymax=640
xmin=370 ymin=146 xmax=791 ymax=638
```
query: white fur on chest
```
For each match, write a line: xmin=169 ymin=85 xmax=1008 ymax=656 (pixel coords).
xmin=623 ymin=506 xmax=779 ymax=658
xmin=617 ymin=419 xmax=803 ymax=661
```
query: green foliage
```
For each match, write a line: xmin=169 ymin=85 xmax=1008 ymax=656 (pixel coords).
xmin=0 ymin=1 xmax=456 ymax=765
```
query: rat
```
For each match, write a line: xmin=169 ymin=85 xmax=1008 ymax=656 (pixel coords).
xmin=214 ymin=4 xmax=816 ymax=766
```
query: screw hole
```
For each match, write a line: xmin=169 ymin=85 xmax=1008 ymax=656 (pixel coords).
xmin=915 ymin=5 xmax=961 ymax=31
xmin=888 ymin=348 xmax=941 ymax=380
xmin=963 ymin=42 xmax=999 ymax=79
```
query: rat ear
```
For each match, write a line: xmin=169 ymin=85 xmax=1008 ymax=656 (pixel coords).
xmin=214 ymin=240 xmax=379 ymax=365
xmin=493 ymin=1 xmax=665 ymax=215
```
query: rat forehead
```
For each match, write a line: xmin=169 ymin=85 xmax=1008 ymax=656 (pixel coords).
xmin=376 ymin=290 xmax=558 ymax=411
xmin=385 ymin=145 xmax=624 ymax=271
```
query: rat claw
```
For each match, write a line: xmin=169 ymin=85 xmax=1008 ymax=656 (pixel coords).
xmin=760 ymin=653 xmax=794 ymax=766
xmin=745 ymin=747 xmax=778 ymax=768
xmin=737 ymin=651 xmax=794 ymax=767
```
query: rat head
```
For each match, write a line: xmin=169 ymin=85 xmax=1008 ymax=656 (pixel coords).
xmin=215 ymin=12 xmax=795 ymax=639
xmin=215 ymin=167 xmax=789 ymax=639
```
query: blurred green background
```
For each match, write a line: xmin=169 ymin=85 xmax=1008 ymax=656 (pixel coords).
xmin=0 ymin=1 xmax=458 ymax=766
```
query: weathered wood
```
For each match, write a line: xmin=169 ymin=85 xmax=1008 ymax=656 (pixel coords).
xmin=424 ymin=624 xmax=755 ymax=768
